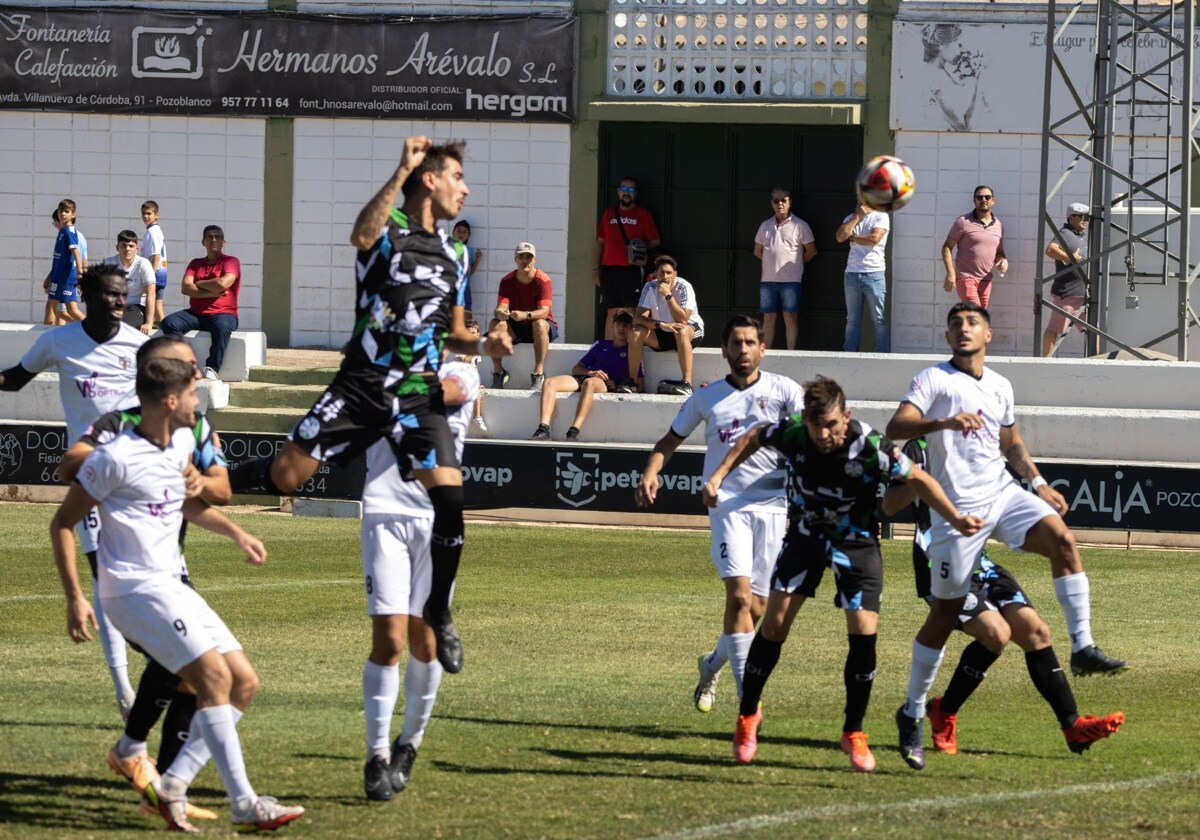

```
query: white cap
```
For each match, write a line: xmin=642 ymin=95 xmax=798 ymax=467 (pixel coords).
xmin=1068 ymin=202 xmax=1089 ymax=216
xmin=514 ymin=242 xmax=536 ymax=257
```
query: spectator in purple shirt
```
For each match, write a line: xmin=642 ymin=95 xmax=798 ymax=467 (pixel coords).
xmin=530 ymin=311 xmax=643 ymax=442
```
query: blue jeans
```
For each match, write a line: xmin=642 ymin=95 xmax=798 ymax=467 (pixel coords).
xmin=759 ymin=281 xmax=802 ymax=314
xmin=162 ymin=310 xmax=239 ymax=372
xmin=843 ymin=271 xmax=889 ymax=352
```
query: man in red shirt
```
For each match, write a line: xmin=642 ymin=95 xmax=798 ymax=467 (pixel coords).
xmin=161 ymin=226 xmax=240 ymax=381
xmin=593 ymin=177 xmax=661 ymax=340
xmin=489 ymin=242 xmax=558 ymax=389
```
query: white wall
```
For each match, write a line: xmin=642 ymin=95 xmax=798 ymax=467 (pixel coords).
xmin=0 ymin=111 xmax=265 ymax=329
xmin=290 ymin=119 xmax=570 ymax=347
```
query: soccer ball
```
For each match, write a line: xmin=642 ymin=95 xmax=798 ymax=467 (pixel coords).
xmin=856 ymin=155 xmax=916 ymax=212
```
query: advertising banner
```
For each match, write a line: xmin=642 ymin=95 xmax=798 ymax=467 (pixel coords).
xmin=4 ymin=423 xmax=1197 ymax=532
xmin=0 ymin=7 xmax=576 ymax=122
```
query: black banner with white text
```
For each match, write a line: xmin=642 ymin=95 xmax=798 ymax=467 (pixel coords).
xmin=4 ymin=423 xmax=1200 ymax=533
xmin=0 ymin=8 xmax=576 ymax=122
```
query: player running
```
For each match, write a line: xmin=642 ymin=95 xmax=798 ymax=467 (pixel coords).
xmin=635 ymin=315 xmax=802 ymax=715
xmin=889 ymin=302 xmax=1128 ymax=771
xmin=2 ymin=265 xmax=148 ymax=719
xmin=229 ymin=136 xmax=511 ymax=675
xmin=361 ymin=357 xmax=480 ymax=801
xmin=704 ymin=377 xmax=983 ymax=772
xmin=883 ymin=437 xmax=1124 ymax=759
xmin=51 ymin=355 xmax=303 ymax=833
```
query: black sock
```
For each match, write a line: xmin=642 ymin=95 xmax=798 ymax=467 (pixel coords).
xmin=842 ymin=633 xmax=877 ymax=733
xmin=157 ymin=691 xmax=197 ymax=771
xmin=425 ymin=484 xmax=465 ymax=617
xmin=941 ymin=641 xmax=1001 ymax=715
xmin=739 ymin=634 xmax=783 ymax=716
xmin=1025 ymin=646 xmax=1078 ymax=728
xmin=228 ymin=456 xmax=287 ymax=495
xmin=124 ymin=660 xmax=180 ymax=742
xmin=86 ymin=551 xmax=98 ymax=579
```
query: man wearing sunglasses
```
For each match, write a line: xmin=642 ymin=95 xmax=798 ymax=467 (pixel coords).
xmin=942 ymin=186 xmax=1007 ymax=308
xmin=594 ymin=178 xmax=661 ymax=341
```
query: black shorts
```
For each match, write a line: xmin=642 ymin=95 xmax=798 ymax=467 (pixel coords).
xmin=509 ymin=319 xmax=560 ymax=344
xmin=652 ymin=326 xmax=702 ymax=352
xmin=599 ymin=265 xmax=644 ymax=309
xmin=286 ymin=370 xmax=458 ymax=473
xmin=771 ymin=527 xmax=883 ymax=611
xmin=957 ymin=563 xmax=1033 ymax=627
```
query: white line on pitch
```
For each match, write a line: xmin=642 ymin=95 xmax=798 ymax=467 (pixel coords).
xmin=0 ymin=578 xmax=361 ymax=604
xmin=647 ymin=769 xmax=1200 ymax=840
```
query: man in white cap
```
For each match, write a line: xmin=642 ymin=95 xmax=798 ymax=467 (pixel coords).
xmin=489 ymin=241 xmax=559 ymax=389
xmin=1042 ymin=203 xmax=1090 ymax=357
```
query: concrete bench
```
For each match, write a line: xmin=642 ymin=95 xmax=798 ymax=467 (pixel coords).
xmin=0 ymin=323 xmax=265 ymax=384
xmin=483 ymin=342 xmax=1200 ymax=412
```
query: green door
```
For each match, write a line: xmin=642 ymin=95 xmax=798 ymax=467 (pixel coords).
xmin=598 ymin=123 xmax=864 ymax=350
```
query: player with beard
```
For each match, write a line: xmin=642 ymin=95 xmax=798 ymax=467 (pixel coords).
xmin=888 ymin=302 xmax=1128 ymax=771
xmin=229 ymin=136 xmax=512 ymax=675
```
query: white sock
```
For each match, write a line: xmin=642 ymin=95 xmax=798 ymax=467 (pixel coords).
xmin=398 ymin=657 xmax=443 ymax=751
xmin=726 ymin=632 xmax=755 ymax=701
xmin=117 ymin=735 xmax=147 ymax=757
xmin=1053 ymin=572 xmax=1094 ymax=652
xmin=903 ymin=640 xmax=945 ymax=719
xmin=706 ymin=634 xmax=729 ymax=671
xmin=192 ymin=705 xmax=255 ymax=804
xmin=362 ymin=660 xmax=400 ymax=760
xmin=165 ymin=706 xmax=244 ymax=786
xmin=92 ymin=582 xmax=133 ymax=699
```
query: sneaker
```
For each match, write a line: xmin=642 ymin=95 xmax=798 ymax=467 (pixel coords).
xmin=840 ymin=731 xmax=876 ymax=773
xmin=491 ymin=369 xmax=510 ymax=389
xmin=895 ymin=705 xmax=926 ymax=770
xmin=1070 ymin=645 xmax=1130 ymax=677
xmin=231 ymin=795 xmax=305 ymax=832
xmin=364 ymin=755 xmax=393 ymax=802
xmin=530 ymin=372 xmax=545 ymax=389
xmin=201 ymin=366 xmax=219 ymax=381
xmin=471 ymin=415 xmax=488 ymax=433
xmin=530 ymin=425 xmax=551 ymax=441
xmin=422 ymin=605 xmax=463 ymax=674
xmin=138 ymin=799 xmax=219 ymax=821
xmin=142 ymin=778 xmax=199 ymax=834
xmin=1064 ymin=711 xmax=1126 ymax=754
xmin=565 ymin=426 xmax=580 ymax=441
xmin=678 ymin=380 xmax=694 ymax=396
xmin=389 ymin=739 xmax=419 ymax=793
xmin=117 ymin=691 xmax=136 ymax=723
xmin=614 ymin=378 xmax=638 ymax=394
xmin=693 ymin=654 xmax=720 ymax=713
xmin=928 ymin=696 xmax=958 ymax=755
xmin=107 ymin=745 xmax=160 ymax=794
xmin=733 ymin=706 xmax=763 ymax=764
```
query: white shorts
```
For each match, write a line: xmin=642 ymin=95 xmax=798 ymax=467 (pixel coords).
xmin=709 ymin=507 xmax=785 ymax=597
xmin=361 ymin=513 xmax=449 ymax=617
xmin=928 ymin=482 xmax=1058 ymax=599
xmin=103 ymin=581 xmax=241 ymax=674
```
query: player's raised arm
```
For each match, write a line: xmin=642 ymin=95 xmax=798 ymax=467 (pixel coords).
xmin=904 ymin=465 xmax=985 ymax=536
xmin=50 ymin=482 xmax=100 ymax=642
xmin=182 ymin=497 xmax=266 ymax=565
xmin=350 ymin=136 xmax=431 ymax=250
xmin=702 ymin=425 xmax=766 ymax=507
xmin=635 ymin=430 xmax=686 ymax=508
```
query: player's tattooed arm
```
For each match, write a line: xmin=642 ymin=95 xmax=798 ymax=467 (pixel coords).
xmin=1000 ymin=425 xmax=1039 ymax=481
xmin=350 ymin=136 xmax=430 ymax=250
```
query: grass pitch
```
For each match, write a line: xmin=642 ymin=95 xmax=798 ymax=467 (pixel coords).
xmin=0 ymin=504 xmax=1197 ymax=838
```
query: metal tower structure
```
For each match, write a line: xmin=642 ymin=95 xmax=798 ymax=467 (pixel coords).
xmin=1034 ymin=0 xmax=1199 ymax=360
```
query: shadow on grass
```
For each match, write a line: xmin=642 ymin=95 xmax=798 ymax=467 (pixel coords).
xmin=0 ymin=718 xmax=118 ymax=731
xmin=0 ymin=771 xmax=151 ymax=831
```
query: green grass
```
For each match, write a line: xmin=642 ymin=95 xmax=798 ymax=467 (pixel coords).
xmin=1 ymin=503 xmax=1197 ymax=838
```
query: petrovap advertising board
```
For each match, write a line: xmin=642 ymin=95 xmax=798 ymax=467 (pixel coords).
xmin=0 ymin=7 xmax=576 ymax=122
xmin=4 ymin=424 xmax=1200 ymax=531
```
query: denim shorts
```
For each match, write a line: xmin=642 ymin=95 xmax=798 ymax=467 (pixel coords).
xmin=759 ymin=281 xmax=802 ymax=314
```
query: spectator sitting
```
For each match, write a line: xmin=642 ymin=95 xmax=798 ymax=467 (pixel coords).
xmin=161 ymin=225 xmax=239 ymax=381
xmin=102 ymin=229 xmax=157 ymax=334
xmin=530 ymin=311 xmax=643 ymax=441
xmin=488 ymin=242 xmax=558 ymax=390
xmin=616 ymin=255 xmax=705 ymax=396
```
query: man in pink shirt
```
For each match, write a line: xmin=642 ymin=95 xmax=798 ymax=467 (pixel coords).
xmin=161 ymin=225 xmax=240 ymax=381
xmin=942 ymin=186 xmax=1008 ymax=308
